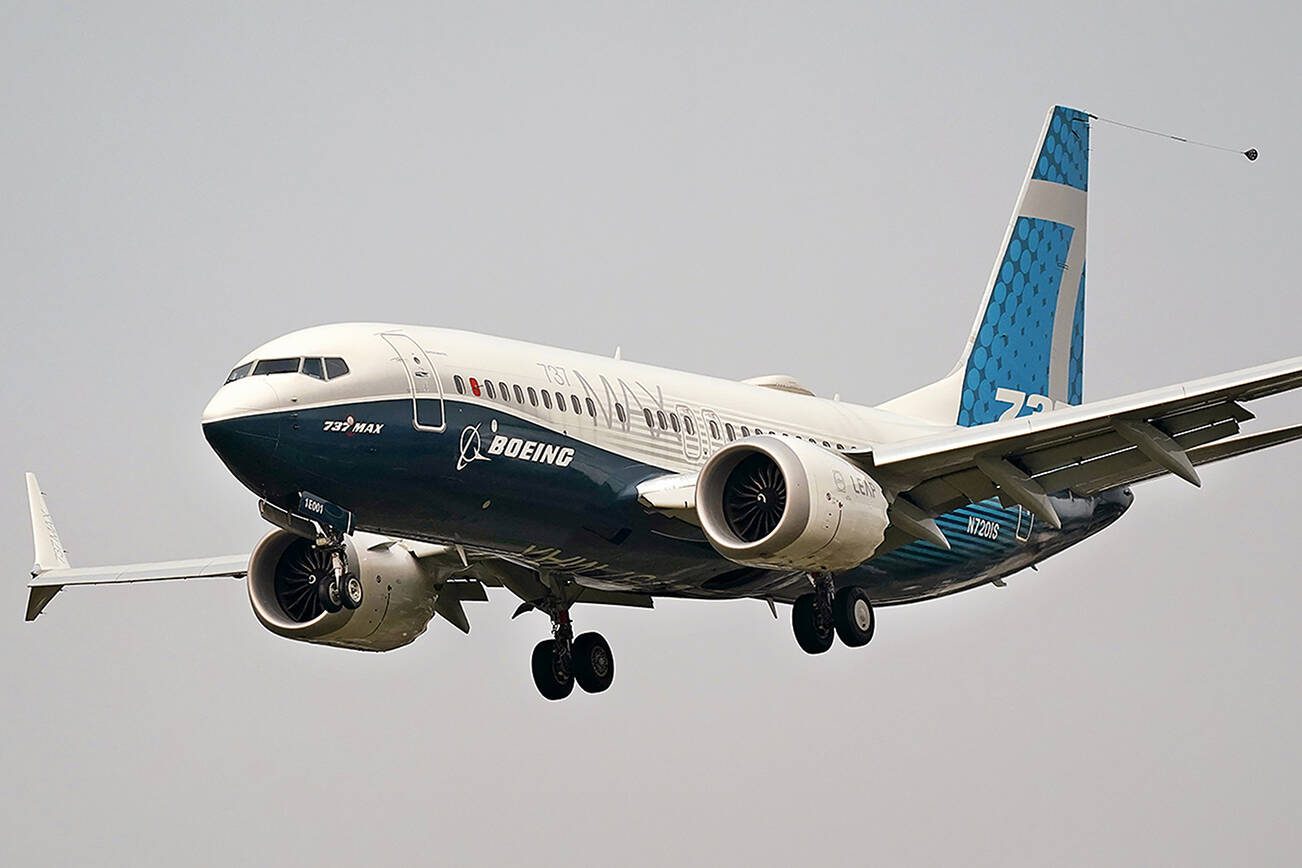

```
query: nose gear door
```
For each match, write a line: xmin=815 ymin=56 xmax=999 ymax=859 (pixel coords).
xmin=382 ymin=333 xmax=446 ymax=431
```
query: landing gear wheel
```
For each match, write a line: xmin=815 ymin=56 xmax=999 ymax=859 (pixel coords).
xmin=317 ymin=575 xmax=342 ymax=613
xmin=531 ymin=638 xmax=575 ymax=701
xmin=833 ymin=587 xmax=875 ymax=647
xmin=340 ymin=573 xmax=364 ymax=610
xmin=792 ymin=593 xmax=835 ymax=654
xmin=572 ymin=632 xmax=615 ymax=693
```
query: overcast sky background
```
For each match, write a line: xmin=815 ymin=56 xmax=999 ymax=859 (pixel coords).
xmin=3 ymin=2 xmax=1301 ymax=865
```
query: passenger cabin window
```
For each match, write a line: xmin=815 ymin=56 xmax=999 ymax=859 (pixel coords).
xmin=585 ymin=397 xmax=596 ymax=418
xmin=301 ymin=357 xmax=325 ymax=380
xmin=454 ymin=375 xmax=466 ymax=395
xmin=725 ymin=423 xmax=736 ymax=441
xmin=554 ymin=391 xmax=565 ymax=410
xmin=615 ymin=403 xmax=626 ymax=423
xmin=484 ymin=380 xmax=496 ymax=399
xmin=324 ymin=357 xmax=349 ymax=379
xmin=570 ymin=394 xmax=582 ymax=414
xmin=683 ymin=415 xmax=695 ymax=435
xmin=528 ymin=387 xmax=538 ymax=407
xmin=740 ymin=426 xmax=750 ymax=437
xmin=669 ymin=414 xmax=680 ymax=433
xmin=253 ymin=358 xmax=300 ymax=375
xmin=541 ymin=390 xmax=552 ymax=409
xmin=644 ymin=408 xmax=654 ymax=428
xmin=499 ymin=381 xmax=510 ymax=401
xmin=226 ymin=362 xmax=254 ymax=383
xmin=656 ymin=410 xmax=668 ymax=430
xmin=514 ymin=385 xmax=524 ymax=404
xmin=709 ymin=420 xmax=720 ymax=440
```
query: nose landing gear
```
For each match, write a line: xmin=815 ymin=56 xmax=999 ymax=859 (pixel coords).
xmin=792 ymin=573 xmax=875 ymax=653
xmin=313 ymin=537 xmax=362 ymax=614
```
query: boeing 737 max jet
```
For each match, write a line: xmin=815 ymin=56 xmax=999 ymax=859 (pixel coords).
xmin=23 ymin=106 xmax=1302 ymax=699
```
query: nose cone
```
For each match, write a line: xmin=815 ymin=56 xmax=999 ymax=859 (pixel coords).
xmin=202 ymin=379 xmax=285 ymax=493
xmin=202 ymin=377 xmax=283 ymax=424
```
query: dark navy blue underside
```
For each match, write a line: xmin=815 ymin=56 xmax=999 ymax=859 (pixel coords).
xmin=203 ymin=397 xmax=1130 ymax=604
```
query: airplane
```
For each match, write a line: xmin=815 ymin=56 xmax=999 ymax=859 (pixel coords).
xmin=23 ymin=105 xmax=1302 ymax=700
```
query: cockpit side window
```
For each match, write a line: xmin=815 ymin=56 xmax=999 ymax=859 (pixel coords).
xmin=226 ymin=362 xmax=254 ymax=383
xmin=324 ymin=358 xmax=350 ymax=379
xmin=301 ymin=357 xmax=325 ymax=380
xmin=253 ymin=358 xmax=301 ymax=375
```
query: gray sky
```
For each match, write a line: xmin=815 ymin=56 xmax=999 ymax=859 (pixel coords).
xmin=3 ymin=2 xmax=1301 ymax=865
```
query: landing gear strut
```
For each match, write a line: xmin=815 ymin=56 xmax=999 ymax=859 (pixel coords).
xmin=530 ymin=598 xmax=614 ymax=700
xmin=792 ymin=573 xmax=874 ymax=653
xmin=313 ymin=532 xmax=362 ymax=614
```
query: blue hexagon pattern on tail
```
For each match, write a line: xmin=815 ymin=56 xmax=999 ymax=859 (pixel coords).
xmin=959 ymin=106 xmax=1090 ymax=426
xmin=880 ymin=106 xmax=1090 ymax=429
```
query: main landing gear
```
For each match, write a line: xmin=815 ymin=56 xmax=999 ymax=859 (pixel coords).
xmin=792 ymin=573 xmax=875 ymax=654
xmin=313 ymin=537 xmax=363 ymax=614
xmin=530 ymin=602 xmax=615 ymax=700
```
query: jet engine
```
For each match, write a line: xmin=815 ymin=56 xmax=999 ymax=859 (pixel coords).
xmin=246 ymin=529 xmax=439 ymax=651
xmin=695 ymin=436 xmax=890 ymax=572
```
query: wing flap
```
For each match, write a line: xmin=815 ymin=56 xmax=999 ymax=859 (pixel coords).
xmin=858 ymin=356 xmax=1302 ymax=522
xmin=1032 ymin=419 xmax=1241 ymax=494
xmin=870 ymin=357 xmax=1302 ymax=476
xmin=1078 ymin=423 xmax=1302 ymax=494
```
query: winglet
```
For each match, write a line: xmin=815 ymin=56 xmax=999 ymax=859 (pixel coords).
xmin=25 ymin=473 xmax=70 ymax=620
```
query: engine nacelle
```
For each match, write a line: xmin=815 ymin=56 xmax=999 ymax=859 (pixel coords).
xmin=247 ymin=530 xmax=439 ymax=651
xmin=696 ymin=436 xmax=890 ymax=572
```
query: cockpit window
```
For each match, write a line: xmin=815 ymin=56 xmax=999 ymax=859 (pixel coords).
xmin=253 ymin=358 xmax=301 ymax=375
xmin=227 ymin=356 xmax=350 ymax=384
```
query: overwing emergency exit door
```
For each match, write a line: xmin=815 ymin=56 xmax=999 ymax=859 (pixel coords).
xmin=382 ymin=333 xmax=446 ymax=431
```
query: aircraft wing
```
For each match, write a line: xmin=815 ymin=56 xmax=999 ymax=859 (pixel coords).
xmin=854 ymin=356 xmax=1302 ymax=530
xmin=25 ymin=473 xmax=653 ymax=624
xmin=24 ymin=555 xmax=250 ymax=622
xmin=22 ymin=473 xmax=252 ymax=620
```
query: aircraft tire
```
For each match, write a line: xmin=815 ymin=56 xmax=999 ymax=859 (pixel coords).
xmin=531 ymin=639 xmax=575 ymax=701
xmin=833 ymin=587 xmax=875 ymax=647
xmin=792 ymin=594 xmax=834 ymax=654
xmin=317 ymin=576 xmax=342 ymax=613
xmin=340 ymin=573 xmax=364 ymax=610
xmin=572 ymin=632 xmax=614 ymax=693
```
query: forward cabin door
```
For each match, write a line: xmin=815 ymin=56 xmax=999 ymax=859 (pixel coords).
xmin=382 ymin=333 xmax=446 ymax=432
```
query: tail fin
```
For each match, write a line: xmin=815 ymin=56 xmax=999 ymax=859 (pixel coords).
xmin=881 ymin=105 xmax=1090 ymax=427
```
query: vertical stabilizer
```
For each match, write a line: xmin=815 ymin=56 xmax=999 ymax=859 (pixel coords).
xmin=881 ymin=105 xmax=1090 ymax=427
